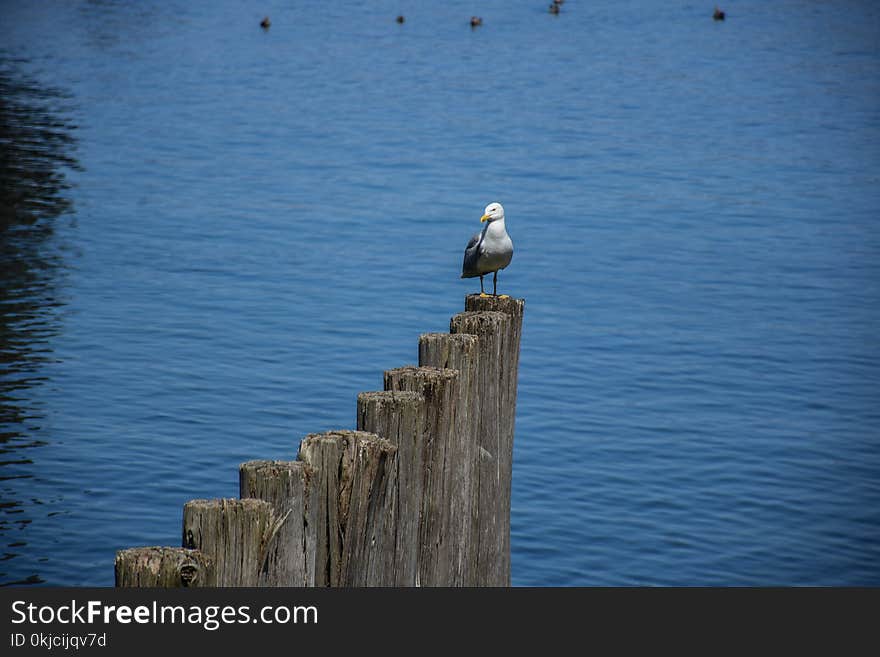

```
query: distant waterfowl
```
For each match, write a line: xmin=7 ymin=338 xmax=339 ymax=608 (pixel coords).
xmin=260 ymin=16 xmax=271 ymax=29
xmin=713 ymin=7 xmax=725 ymax=20
xmin=396 ymin=15 xmax=405 ymax=24
xmin=461 ymin=202 xmax=514 ymax=297
xmin=549 ymin=3 xmax=560 ymax=14
xmin=470 ymin=16 xmax=483 ymax=28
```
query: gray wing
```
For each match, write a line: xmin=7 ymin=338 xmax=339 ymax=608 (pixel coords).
xmin=461 ymin=229 xmax=484 ymax=278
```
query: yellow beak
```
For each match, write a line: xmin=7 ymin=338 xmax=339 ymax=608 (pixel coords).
xmin=480 ymin=214 xmax=491 ymax=222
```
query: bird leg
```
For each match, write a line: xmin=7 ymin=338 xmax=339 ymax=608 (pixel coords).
xmin=479 ymin=275 xmax=489 ymax=297
xmin=492 ymin=271 xmax=510 ymax=298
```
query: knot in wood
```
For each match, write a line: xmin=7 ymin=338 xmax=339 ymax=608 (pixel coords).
xmin=179 ymin=563 xmax=198 ymax=586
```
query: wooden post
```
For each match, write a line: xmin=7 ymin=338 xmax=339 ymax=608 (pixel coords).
xmin=182 ymin=498 xmax=275 ymax=587
xmin=239 ymin=460 xmax=317 ymax=586
xmin=383 ymin=365 xmax=459 ymax=586
xmin=297 ymin=430 xmax=397 ymax=587
xmin=417 ymin=332 xmax=481 ymax=585
xmin=459 ymin=294 xmax=524 ymax=583
xmin=115 ymin=547 xmax=214 ymax=587
xmin=447 ymin=310 xmax=508 ymax=585
xmin=356 ymin=390 xmax=425 ymax=586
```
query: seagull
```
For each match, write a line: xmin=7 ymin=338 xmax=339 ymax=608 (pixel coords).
xmin=461 ymin=202 xmax=514 ymax=297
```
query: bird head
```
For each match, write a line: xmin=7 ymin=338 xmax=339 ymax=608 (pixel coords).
xmin=480 ymin=202 xmax=505 ymax=223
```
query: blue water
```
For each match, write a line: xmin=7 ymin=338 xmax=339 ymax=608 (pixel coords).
xmin=1 ymin=0 xmax=878 ymax=586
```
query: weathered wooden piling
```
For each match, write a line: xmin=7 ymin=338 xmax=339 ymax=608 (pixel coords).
xmin=115 ymin=294 xmax=524 ymax=588
xmin=457 ymin=294 xmax=525 ymax=585
xmin=239 ymin=460 xmax=317 ymax=586
xmin=115 ymin=547 xmax=214 ymax=587
xmin=297 ymin=430 xmax=398 ymax=587
xmin=417 ymin=332 xmax=481 ymax=585
xmin=182 ymin=498 xmax=275 ymax=587
xmin=356 ymin=390 xmax=425 ymax=586
xmin=383 ymin=366 xmax=460 ymax=586
xmin=447 ymin=310 xmax=508 ymax=585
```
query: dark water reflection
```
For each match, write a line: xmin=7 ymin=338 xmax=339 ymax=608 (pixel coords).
xmin=0 ymin=58 xmax=78 ymax=585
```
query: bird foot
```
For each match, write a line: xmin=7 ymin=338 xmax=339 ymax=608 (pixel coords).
xmin=479 ymin=292 xmax=490 ymax=298
xmin=498 ymin=294 xmax=510 ymax=299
